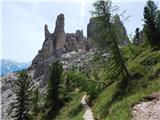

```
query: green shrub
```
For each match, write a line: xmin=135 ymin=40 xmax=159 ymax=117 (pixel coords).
xmin=139 ymin=51 xmax=160 ymax=66
xmin=65 ymin=70 xmax=104 ymax=98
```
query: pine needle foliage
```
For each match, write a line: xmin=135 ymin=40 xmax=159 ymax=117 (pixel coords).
xmin=91 ymin=0 xmax=130 ymax=84
xmin=144 ymin=0 xmax=160 ymax=49
xmin=46 ymin=61 xmax=63 ymax=107
xmin=10 ymin=71 xmax=33 ymax=120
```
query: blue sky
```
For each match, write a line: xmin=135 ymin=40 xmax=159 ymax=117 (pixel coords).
xmin=1 ymin=0 xmax=160 ymax=62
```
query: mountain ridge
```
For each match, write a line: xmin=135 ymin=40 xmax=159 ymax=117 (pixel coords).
xmin=0 ymin=59 xmax=31 ymax=76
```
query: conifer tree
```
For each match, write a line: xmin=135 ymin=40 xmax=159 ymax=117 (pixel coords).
xmin=144 ymin=0 xmax=160 ymax=49
xmin=46 ymin=61 xmax=63 ymax=107
xmin=91 ymin=0 xmax=130 ymax=84
xmin=133 ymin=28 xmax=140 ymax=45
xmin=10 ymin=71 xmax=33 ymax=120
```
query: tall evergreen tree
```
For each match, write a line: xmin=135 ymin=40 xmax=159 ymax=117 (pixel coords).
xmin=91 ymin=0 xmax=130 ymax=83
xmin=144 ymin=0 xmax=160 ymax=49
xmin=10 ymin=71 xmax=33 ymax=120
xmin=157 ymin=10 xmax=160 ymax=32
xmin=46 ymin=61 xmax=63 ymax=107
xmin=133 ymin=28 xmax=140 ymax=45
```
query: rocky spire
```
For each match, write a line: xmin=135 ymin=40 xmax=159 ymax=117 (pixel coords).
xmin=87 ymin=15 xmax=130 ymax=46
xmin=44 ymin=24 xmax=50 ymax=40
xmin=54 ymin=13 xmax=66 ymax=49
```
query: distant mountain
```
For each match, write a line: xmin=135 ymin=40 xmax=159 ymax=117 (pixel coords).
xmin=0 ymin=59 xmax=31 ymax=76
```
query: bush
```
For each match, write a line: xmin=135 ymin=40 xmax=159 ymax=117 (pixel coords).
xmin=139 ymin=52 xmax=160 ymax=66
xmin=65 ymin=70 xmax=104 ymax=98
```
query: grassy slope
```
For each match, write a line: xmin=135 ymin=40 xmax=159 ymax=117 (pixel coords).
xmin=54 ymin=92 xmax=84 ymax=120
xmin=53 ymin=45 xmax=160 ymax=120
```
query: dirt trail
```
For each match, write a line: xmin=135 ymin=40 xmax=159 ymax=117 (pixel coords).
xmin=81 ymin=94 xmax=95 ymax=120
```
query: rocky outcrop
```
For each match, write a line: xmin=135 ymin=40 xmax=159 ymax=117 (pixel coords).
xmin=132 ymin=92 xmax=160 ymax=120
xmin=31 ymin=13 xmax=91 ymax=83
xmin=114 ymin=15 xmax=130 ymax=45
xmin=32 ymin=14 xmax=66 ymax=67
xmin=65 ymin=30 xmax=89 ymax=51
xmin=44 ymin=24 xmax=50 ymax=40
xmin=32 ymin=14 xmax=90 ymax=68
xmin=32 ymin=14 xmax=130 ymax=82
xmin=1 ymin=73 xmax=19 ymax=120
xmin=54 ymin=14 xmax=66 ymax=50
xmin=87 ymin=17 xmax=100 ymax=41
xmin=87 ymin=15 xmax=130 ymax=46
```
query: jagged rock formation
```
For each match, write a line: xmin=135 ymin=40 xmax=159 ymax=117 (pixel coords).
xmin=54 ymin=14 xmax=66 ymax=50
xmin=31 ymin=13 xmax=90 ymax=85
xmin=114 ymin=15 xmax=130 ymax=45
xmin=32 ymin=14 xmax=87 ymax=68
xmin=44 ymin=24 xmax=50 ymax=40
xmin=65 ymin=30 xmax=89 ymax=51
xmin=87 ymin=15 xmax=130 ymax=46
xmin=87 ymin=18 xmax=99 ymax=40
xmin=31 ymin=14 xmax=130 ymax=82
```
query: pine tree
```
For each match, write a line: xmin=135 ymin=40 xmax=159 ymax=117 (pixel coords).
xmin=157 ymin=10 xmax=160 ymax=32
xmin=91 ymin=0 xmax=130 ymax=84
xmin=144 ymin=0 xmax=160 ymax=49
xmin=10 ymin=71 xmax=33 ymax=120
xmin=133 ymin=28 xmax=140 ymax=45
xmin=46 ymin=61 xmax=63 ymax=107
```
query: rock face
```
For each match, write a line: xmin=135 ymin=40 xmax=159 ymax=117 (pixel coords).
xmin=54 ymin=14 xmax=66 ymax=50
xmin=87 ymin=15 xmax=130 ymax=46
xmin=1 ymin=73 xmax=18 ymax=120
xmin=32 ymin=13 xmax=90 ymax=67
xmin=65 ymin=30 xmax=89 ymax=51
xmin=87 ymin=18 xmax=100 ymax=42
xmin=114 ymin=15 xmax=130 ymax=45
xmin=44 ymin=24 xmax=50 ymax=40
xmin=31 ymin=13 xmax=90 ymax=84
xmin=32 ymin=14 xmax=65 ymax=66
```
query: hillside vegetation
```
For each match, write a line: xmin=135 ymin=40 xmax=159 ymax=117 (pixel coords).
xmin=49 ymin=44 xmax=160 ymax=120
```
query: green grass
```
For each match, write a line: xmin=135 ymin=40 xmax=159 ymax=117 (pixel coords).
xmin=54 ymin=91 xmax=84 ymax=120
xmin=91 ymin=45 xmax=160 ymax=120
xmin=91 ymin=77 xmax=160 ymax=120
